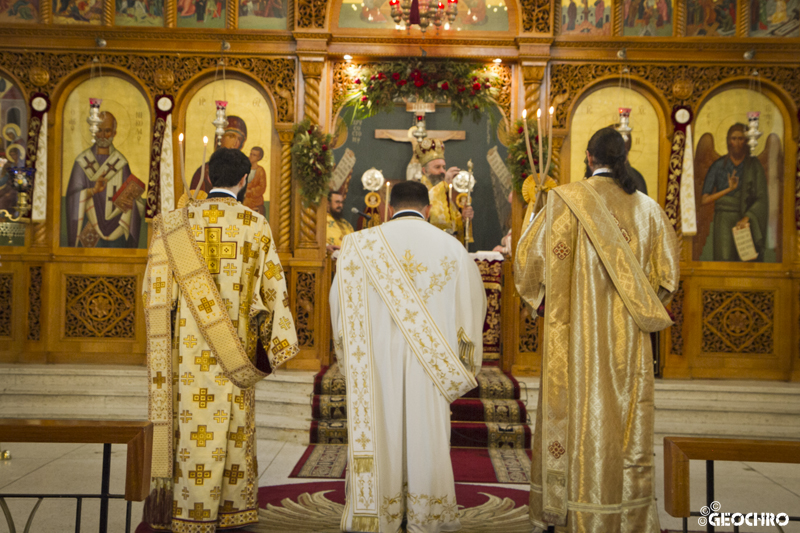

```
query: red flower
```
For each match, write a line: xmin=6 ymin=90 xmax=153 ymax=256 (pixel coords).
xmin=521 ymin=172 xmax=527 ymax=179
xmin=398 ymin=80 xmax=407 ymax=86
xmin=414 ymin=79 xmax=425 ymax=87
xmin=322 ymin=144 xmax=328 ymax=151
xmin=370 ymin=75 xmax=376 ymax=81
xmin=484 ymin=83 xmax=491 ymax=88
xmin=517 ymin=126 xmax=524 ymax=134
xmin=355 ymin=78 xmax=361 ymax=84
xmin=474 ymin=104 xmax=479 ymax=109
xmin=521 ymin=159 xmax=527 ymax=167
xmin=533 ymin=159 xmax=539 ymax=165
xmin=392 ymin=72 xmax=400 ymax=81
xmin=378 ymin=72 xmax=386 ymax=80
xmin=361 ymin=96 xmax=369 ymax=102
xmin=473 ymin=82 xmax=481 ymax=91
xmin=458 ymin=86 xmax=465 ymax=92
xmin=534 ymin=135 xmax=539 ymax=143
xmin=441 ymin=81 xmax=449 ymax=90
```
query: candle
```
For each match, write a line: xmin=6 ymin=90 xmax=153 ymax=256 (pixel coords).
xmin=521 ymin=110 xmax=538 ymax=188
xmin=536 ymin=109 xmax=545 ymax=186
xmin=178 ymin=133 xmax=190 ymax=201
xmin=385 ymin=182 xmax=391 ymax=222
xmin=196 ymin=135 xmax=209 ymax=200
xmin=544 ymin=106 xmax=554 ymax=180
xmin=448 ymin=183 xmax=456 ymax=232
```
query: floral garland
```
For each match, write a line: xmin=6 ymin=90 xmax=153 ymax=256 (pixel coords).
xmin=292 ymin=118 xmax=335 ymax=207
xmin=342 ymin=60 xmax=499 ymax=124
xmin=507 ymin=117 xmax=553 ymax=194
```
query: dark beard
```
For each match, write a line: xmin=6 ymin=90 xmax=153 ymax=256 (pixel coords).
xmin=584 ymin=162 xmax=592 ymax=178
xmin=330 ymin=209 xmax=343 ymax=221
xmin=428 ymin=172 xmax=445 ymax=185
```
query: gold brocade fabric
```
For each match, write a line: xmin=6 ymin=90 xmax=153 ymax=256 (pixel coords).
xmin=326 ymin=212 xmax=354 ymax=247
xmin=427 ymin=181 xmax=472 ymax=242
xmin=515 ymin=177 xmax=679 ymax=533
xmin=143 ymin=198 xmax=299 ymax=533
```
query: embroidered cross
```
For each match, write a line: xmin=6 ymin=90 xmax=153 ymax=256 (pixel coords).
xmin=553 ymin=242 xmax=571 ymax=260
xmin=152 ymin=371 xmax=166 ymax=389
xmin=232 ymin=394 xmax=245 ymax=410
xmin=220 ymin=500 xmax=238 ymax=513
xmin=181 ymin=372 xmax=194 ymax=386
xmin=241 ymin=242 xmax=258 ymax=264
xmin=279 ymin=317 xmax=291 ymax=330
xmin=198 ymin=297 xmax=216 ymax=315
xmin=261 ymin=235 xmax=271 ymax=251
xmin=212 ymin=447 xmax=226 ymax=462
xmin=215 ymin=374 xmax=229 ymax=386
xmin=228 ymin=426 xmax=247 ymax=448
xmin=223 ymin=298 xmax=233 ymax=311
xmin=172 ymin=500 xmax=182 ymax=517
xmin=356 ymin=431 xmax=371 ymax=450
xmin=188 ymin=502 xmax=211 ymax=519
xmin=188 ymin=464 xmax=212 ymax=486
xmin=237 ymin=210 xmax=255 ymax=226
xmin=183 ymin=335 xmax=197 ymax=348
xmin=178 ymin=448 xmax=190 ymax=462
xmin=106 ymin=186 xmax=118 ymax=208
xmin=153 ymin=277 xmax=166 ymax=294
xmin=344 ymin=261 xmax=360 ymax=276
xmin=191 ymin=224 xmax=202 ymax=237
xmin=180 ymin=410 xmax=192 ymax=424
xmin=210 ymin=486 xmax=222 ymax=501
xmin=224 ymin=464 xmax=245 ymax=485
xmin=202 ymin=204 xmax=225 ymax=223
xmin=191 ymin=425 xmax=213 ymax=447
xmin=82 ymin=155 xmax=98 ymax=173
xmin=271 ymin=337 xmax=290 ymax=355
xmin=213 ymin=410 xmax=228 ymax=424
xmin=192 ymin=388 xmax=215 ymax=409
xmin=264 ymin=260 xmax=283 ymax=280
xmin=283 ymin=291 xmax=290 ymax=307
xmin=226 ymin=225 xmax=239 ymax=238
xmin=195 ymin=351 xmax=217 ymax=372
xmin=198 ymin=227 xmax=237 ymax=274
xmin=548 ymin=440 xmax=566 ymax=459
xmin=181 ymin=487 xmax=190 ymax=500
xmin=223 ymin=264 xmax=237 ymax=277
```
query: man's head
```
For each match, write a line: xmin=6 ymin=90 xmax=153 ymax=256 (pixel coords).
xmin=249 ymin=146 xmax=264 ymax=165
xmin=220 ymin=116 xmax=247 ymax=149
xmin=585 ymin=127 xmax=636 ymax=194
xmin=95 ymin=112 xmax=117 ymax=148
xmin=389 ymin=181 xmax=430 ymax=218
xmin=328 ymin=190 xmax=345 ymax=220
xmin=415 ymin=139 xmax=446 ymax=184
xmin=726 ymin=123 xmax=748 ymax=159
xmin=209 ymin=148 xmax=251 ymax=189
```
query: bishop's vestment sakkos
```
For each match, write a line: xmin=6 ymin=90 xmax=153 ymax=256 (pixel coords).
xmin=515 ymin=176 xmax=679 ymax=533
xmin=326 ymin=212 xmax=354 ymax=248
xmin=330 ymin=216 xmax=487 ymax=533
xmin=143 ymin=196 xmax=299 ymax=533
xmin=427 ymin=181 xmax=472 ymax=243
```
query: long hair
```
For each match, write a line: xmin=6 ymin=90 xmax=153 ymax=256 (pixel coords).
xmin=587 ymin=127 xmax=637 ymax=194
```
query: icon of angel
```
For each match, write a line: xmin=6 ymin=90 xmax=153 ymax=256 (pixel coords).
xmin=692 ymin=123 xmax=783 ymax=262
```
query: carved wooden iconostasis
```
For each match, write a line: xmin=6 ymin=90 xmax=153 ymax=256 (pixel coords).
xmin=0 ymin=0 xmax=798 ymax=381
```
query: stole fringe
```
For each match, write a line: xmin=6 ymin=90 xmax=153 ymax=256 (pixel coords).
xmin=351 ymin=515 xmax=380 ymax=532
xmin=353 ymin=456 xmax=374 ymax=474
xmin=541 ymin=509 xmax=568 ymax=527
xmin=142 ymin=477 xmax=173 ymax=531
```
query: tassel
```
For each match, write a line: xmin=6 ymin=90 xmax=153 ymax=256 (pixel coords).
xmin=353 ymin=456 xmax=374 ymax=474
xmin=142 ymin=477 xmax=173 ymax=531
xmin=351 ymin=515 xmax=380 ymax=532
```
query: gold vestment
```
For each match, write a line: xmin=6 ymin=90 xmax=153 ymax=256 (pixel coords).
xmin=326 ymin=212 xmax=354 ymax=247
xmin=515 ymin=177 xmax=679 ymax=532
xmin=427 ymin=181 xmax=472 ymax=242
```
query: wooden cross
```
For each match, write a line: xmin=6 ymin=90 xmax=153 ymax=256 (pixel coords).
xmin=183 ymin=335 xmax=198 ymax=348
xmin=375 ymin=102 xmax=466 ymax=144
xmin=224 ymin=464 xmax=245 ymax=485
xmin=195 ymin=351 xmax=217 ymax=372
xmin=213 ymin=409 xmax=228 ymax=424
xmin=198 ymin=227 xmax=238 ymax=274
xmin=198 ymin=297 xmax=216 ymax=315
xmin=189 ymin=502 xmax=211 ymax=519
xmin=153 ymin=277 xmax=166 ymax=294
xmin=192 ymin=388 xmax=215 ymax=409
xmin=152 ymin=371 xmax=166 ymax=389
xmin=202 ymin=204 xmax=225 ymax=223
xmin=237 ymin=210 xmax=255 ymax=226
xmin=264 ymin=260 xmax=283 ymax=280
xmin=191 ymin=425 xmax=214 ymax=447
xmin=228 ymin=426 xmax=247 ymax=448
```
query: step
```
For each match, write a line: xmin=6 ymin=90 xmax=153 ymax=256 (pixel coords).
xmin=256 ymin=412 xmax=312 ymax=444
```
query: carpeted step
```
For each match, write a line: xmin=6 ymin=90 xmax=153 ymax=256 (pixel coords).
xmin=313 ymin=363 xmax=520 ymax=400
xmin=312 ymin=395 xmax=527 ymax=424
xmin=310 ymin=420 xmax=531 ymax=449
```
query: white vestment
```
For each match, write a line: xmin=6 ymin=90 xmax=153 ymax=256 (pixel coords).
xmin=330 ymin=216 xmax=487 ymax=533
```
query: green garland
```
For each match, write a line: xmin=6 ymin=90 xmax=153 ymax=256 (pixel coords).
xmin=292 ymin=118 xmax=335 ymax=207
xmin=342 ymin=59 xmax=499 ymax=124
xmin=507 ymin=117 xmax=552 ymax=194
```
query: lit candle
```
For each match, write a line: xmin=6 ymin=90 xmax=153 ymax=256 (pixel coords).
xmin=448 ymin=183 xmax=455 ymax=232
xmin=544 ymin=106 xmax=554 ymax=180
xmin=521 ymin=110 xmax=538 ymax=188
xmin=385 ymin=182 xmax=391 ymax=222
xmin=196 ymin=135 xmax=209 ymax=200
xmin=178 ymin=133 xmax=190 ymax=200
xmin=536 ymin=109 xmax=544 ymax=185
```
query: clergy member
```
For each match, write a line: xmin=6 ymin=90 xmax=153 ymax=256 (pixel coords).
xmin=330 ymin=181 xmax=486 ymax=533
xmin=326 ymin=189 xmax=354 ymax=254
xmin=142 ymin=147 xmax=299 ymax=533
xmin=515 ymin=128 xmax=679 ymax=533
xmin=415 ymin=138 xmax=474 ymax=242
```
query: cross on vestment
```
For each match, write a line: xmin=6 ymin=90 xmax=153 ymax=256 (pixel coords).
xmin=198 ymin=227 xmax=238 ymax=274
xmin=82 ymin=155 xmax=98 ymax=173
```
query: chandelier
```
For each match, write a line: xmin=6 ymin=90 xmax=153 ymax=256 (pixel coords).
xmin=390 ymin=0 xmax=458 ymax=33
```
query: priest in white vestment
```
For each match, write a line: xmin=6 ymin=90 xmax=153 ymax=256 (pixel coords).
xmin=330 ymin=180 xmax=487 ymax=533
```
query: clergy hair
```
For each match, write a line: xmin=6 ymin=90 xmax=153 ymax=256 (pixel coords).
xmin=209 ymin=148 xmax=251 ymax=188
xmin=390 ymin=181 xmax=430 ymax=209
xmin=587 ymin=127 xmax=636 ymax=195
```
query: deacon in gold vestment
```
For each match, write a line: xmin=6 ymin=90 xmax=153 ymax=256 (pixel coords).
xmin=414 ymin=138 xmax=473 ymax=242
xmin=326 ymin=190 xmax=354 ymax=254
xmin=143 ymin=148 xmax=299 ymax=533
xmin=515 ymin=129 xmax=679 ymax=533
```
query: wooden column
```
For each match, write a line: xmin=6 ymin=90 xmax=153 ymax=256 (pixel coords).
xmin=276 ymin=127 xmax=294 ymax=254
xmin=297 ymin=59 xmax=325 ymax=253
xmin=521 ymin=65 xmax=546 ymax=114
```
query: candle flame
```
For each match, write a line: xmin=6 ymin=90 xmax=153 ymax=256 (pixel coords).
xmin=536 ymin=109 xmax=542 ymax=118
xmin=179 ymin=133 xmax=184 ymax=142
xmin=203 ymin=136 xmax=208 ymax=145
xmin=549 ymin=106 xmax=554 ymax=115
xmin=522 ymin=109 xmax=527 ymax=118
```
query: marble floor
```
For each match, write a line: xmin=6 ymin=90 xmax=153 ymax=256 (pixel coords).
xmin=0 ymin=440 xmax=798 ymax=532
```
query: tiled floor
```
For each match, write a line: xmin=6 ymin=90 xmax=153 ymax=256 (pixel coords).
xmin=1 ymin=440 xmax=798 ymax=532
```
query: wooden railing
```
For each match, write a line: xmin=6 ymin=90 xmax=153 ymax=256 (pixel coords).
xmin=0 ymin=419 xmax=152 ymax=533
xmin=664 ymin=437 xmax=800 ymax=533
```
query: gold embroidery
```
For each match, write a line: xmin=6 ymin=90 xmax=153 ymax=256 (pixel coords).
xmin=183 ymin=335 xmax=197 ymax=348
xmin=179 ymin=410 xmax=192 ymax=423
xmin=213 ymin=409 xmax=228 ymax=423
xmin=420 ymin=257 xmax=456 ymax=303
xmin=192 ymin=388 xmax=214 ymax=408
xmin=180 ymin=372 xmax=195 ymax=386
xmin=195 ymin=351 xmax=217 ymax=371
xmin=188 ymin=501 xmax=211 ymax=518
xmin=190 ymin=425 xmax=213 ymax=447
xmin=224 ymin=464 xmax=245 ymax=485
xmin=152 ymin=371 xmax=166 ymax=388
xmin=223 ymin=264 xmax=237 ymax=276
xmin=198 ymin=227 xmax=237 ymax=274
xmin=229 ymin=426 xmax=247 ymax=448
xmin=553 ymin=241 xmax=570 ymax=260
xmin=264 ymin=261 xmax=283 ymax=280
xmin=202 ymin=204 xmax=225 ymax=223
xmin=188 ymin=465 xmax=212 ymax=486
xmin=400 ymin=250 xmax=428 ymax=280
xmin=237 ymin=210 xmax=255 ymax=226
xmin=225 ymin=225 xmax=239 ymax=238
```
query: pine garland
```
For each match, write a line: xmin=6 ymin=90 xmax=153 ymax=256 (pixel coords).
xmin=292 ymin=118 xmax=335 ymax=207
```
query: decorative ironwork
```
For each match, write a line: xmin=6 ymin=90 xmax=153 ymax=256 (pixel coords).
xmin=28 ymin=266 xmax=42 ymax=341
xmin=65 ymin=276 xmax=136 ymax=338
xmin=295 ymin=271 xmax=315 ymax=347
xmin=518 ymin=301 xmax=537 ymax=353
xmin=701 ymin=290 xmax=774 ymax=354
xmin=670 ymin=281 xmax=684 ymax=356
xmin=0 ymin=274 xmax=12 ymax=338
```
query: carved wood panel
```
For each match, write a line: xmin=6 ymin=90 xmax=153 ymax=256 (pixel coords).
xmin=518 ymin=301 xmax=538 ymax=353
xmin=0 ymin=273 xmax=12 ymax=338
xmin=296 ymin=271 xmax=316 ymax=347
xmin=296 ymin=0 xmax=328 ymax=28
xmin=28 ymin=266 xmax=42 ymax=341
xmin=520 ymin=0 xmax=552 ymax=34
xmin=65 ymin=275 xmax=137 ymax=338
xmin=701 ymin=290 xmax=774 ymax=354
xmin=670 ymin=280 xmax=684 ymax=356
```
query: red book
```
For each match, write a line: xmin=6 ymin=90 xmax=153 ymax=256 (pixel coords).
xmin=111 ymin=174 xmax=146 ymax=213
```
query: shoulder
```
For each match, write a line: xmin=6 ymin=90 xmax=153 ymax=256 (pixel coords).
xmin=708 ymin=156 xmax=728 ymax=171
